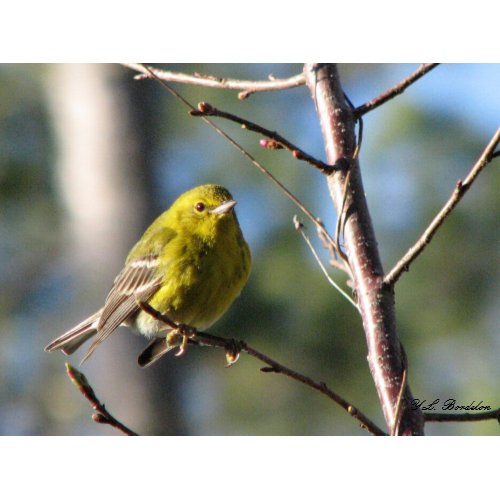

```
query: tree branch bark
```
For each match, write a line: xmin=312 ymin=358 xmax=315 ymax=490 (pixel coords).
xmin=304 ymin=63 xmax=425 ymax=435
xmin=355 ymin=63 xmax=440 ymax=116
xmin=191 ymin=101 xmax=335 ymax=174
xmin=122 ymin=63 xmax=306 ymax=99
xmin=66 ymin=363 xmax=138 ymax=436
xmin=384 ymin=127 xmax=500 ymax=286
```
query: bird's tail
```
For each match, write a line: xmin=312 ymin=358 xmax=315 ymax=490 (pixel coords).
xmin=44 ymin=311 xmax=101 ymax=356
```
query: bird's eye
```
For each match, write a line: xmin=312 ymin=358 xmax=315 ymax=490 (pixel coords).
xmin=195 ymin=202 xmax=206 ymax=212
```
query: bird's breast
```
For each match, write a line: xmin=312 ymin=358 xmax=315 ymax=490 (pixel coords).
xmin=135 ymin=230 xmax=250 ymax=336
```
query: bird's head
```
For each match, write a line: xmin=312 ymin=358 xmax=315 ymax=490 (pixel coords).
xmin=171 ymin=184 xmax=239 ymax=240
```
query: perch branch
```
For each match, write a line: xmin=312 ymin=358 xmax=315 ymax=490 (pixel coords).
xmin=122 ymin=63 xmax=306 ymax=99
xmin=138 ymin=301 xmax=386 ymax=436
xmin=384 ymin=127 xmax=500 ymax=286
xmin=355 ymin=63 xmax=440 ymax=116
xmin=66 ymin=363 xmax=138 ymax=436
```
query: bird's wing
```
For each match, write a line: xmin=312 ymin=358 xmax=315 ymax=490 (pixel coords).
xmin=81 ymin=255 xmax=162 ymax=363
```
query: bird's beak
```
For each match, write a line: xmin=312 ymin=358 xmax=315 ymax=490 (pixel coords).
xmin=210 ymin=199 xmax=237 ymax=215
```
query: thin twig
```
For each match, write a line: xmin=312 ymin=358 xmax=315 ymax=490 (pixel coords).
xmin=334 ymin=168 xmax=352 ymax=265
xmin=138 ymin=301 xmax=385 ymax=436
xmin=391 ymin=344 xmax=408 ymax=436
xmin=384 ymin=127 xmax=500 ymax=286
xmin=343 ymin=91 xmax=364 ymax=164
xmin=244 ymin=345 xmax=386 ymax=435
xmin=424 ymin=408 xmax=500 ymax=423
xmin=355 ymin=64 xmax=440 ymax=116
xmin=333 ymin=93 xmax=362 ymax=267
xmin=66 ymin=363 xmax=138 ymax=436
xmin=122 ymin=63 xmax=306 ymax=100
xmin=191 ymin=101 xmax=336 ymax=174
xmin=136 ymin=63 xmax=348 ymax=276
xmin=294 ymin=216 xmax=357 ymax=309
xmin=315 ymin=220 xmax=346 ymax=275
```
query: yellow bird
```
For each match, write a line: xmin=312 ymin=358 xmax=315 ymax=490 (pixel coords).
xmin=45 ymin=184 xmax=251 ymax=367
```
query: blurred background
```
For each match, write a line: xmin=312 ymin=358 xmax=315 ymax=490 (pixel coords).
xmin=0 ymin=63 xmax=498 ymax=436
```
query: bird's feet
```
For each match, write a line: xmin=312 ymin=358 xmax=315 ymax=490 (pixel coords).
xmin=166 ymin=324 xmax=197 ymax=356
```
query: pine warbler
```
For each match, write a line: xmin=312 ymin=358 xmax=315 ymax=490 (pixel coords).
xmin=45 ymin=184 xmax=251 ymax=367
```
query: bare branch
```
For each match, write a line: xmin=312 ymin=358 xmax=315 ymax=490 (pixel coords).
xmin=355 ymin=64 xmax=440 ymax=116
xmin=191 ymin=101 xmax=336 ymax=174
xmin=122 ymin=63 xmax=306 ymax=99
xmin=138 ymin=301 xmax=386 ymax=436
xmin=384 ymin=127 xmax=500 ymax=286
xmin=424 ymin=408 xmax=500 ymax=424
xmin=66 ymin=363 xmax=138 ymax=436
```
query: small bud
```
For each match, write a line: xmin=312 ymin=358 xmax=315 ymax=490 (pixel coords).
xmin=92 ymin=413 xmax=108 ymax=424
xmin=259 ymin=139 xmax=283 ymax=150
xmin=238 ymin=90 xmax=252 ymax=100
xmin=197 ymin=101 xmax=213 ymax=113
xmin=66 ymin=363 xmax=91 ymax=391
xmin=347 ymin=406 xmax=358 ymax=416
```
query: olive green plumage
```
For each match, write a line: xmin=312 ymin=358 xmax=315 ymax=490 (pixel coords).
xmin=45 ymin=184 xmax=251 ymax=367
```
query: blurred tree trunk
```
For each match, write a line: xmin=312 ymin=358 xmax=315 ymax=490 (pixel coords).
xmin=46 ymin=63 xmax=187 ymax=435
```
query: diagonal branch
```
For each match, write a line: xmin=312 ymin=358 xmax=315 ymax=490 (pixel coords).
xmin=122 ymin=63 xmax=306 ymax=99
xmin=138 ymin=301 xmax=386 ymax=436
xmin=384 ymin=127 xmax=500 ymax=286
xmin=66 ymin=363 xmax=138 ymax=436
xmin=355 ymin=63 xmax=440 ymax=116
xmin=191 ymin=101 xmax=336 ymax=174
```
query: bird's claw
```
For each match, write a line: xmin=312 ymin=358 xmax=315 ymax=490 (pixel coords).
xmin=172 ymin=324 xmax=196 ymax=356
